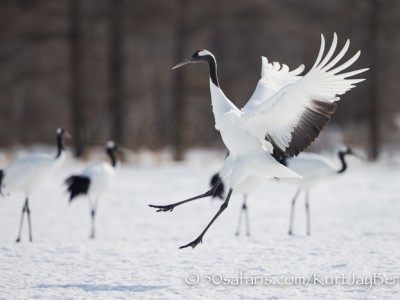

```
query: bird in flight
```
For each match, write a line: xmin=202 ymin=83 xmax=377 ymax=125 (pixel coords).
xmin=150 ymin=33 xmax=368 ymax=249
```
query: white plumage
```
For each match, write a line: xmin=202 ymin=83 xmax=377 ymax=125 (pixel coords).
xmin=81 ymin=163 xmax=115 ymax=198
xmin=0 ymin=127 xmax=68 ymax=242
xmin=65 ymin=141 xmax=117 ymax=239
xmin=2 ymin=153 xmax=65 ymax=195
xmin=286 ymin=147 xmax=357 ymax=235
xmin=151 ymin=33 xmax=368 ymax=249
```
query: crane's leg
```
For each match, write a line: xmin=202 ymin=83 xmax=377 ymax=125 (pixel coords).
xmin=16 ymin=197 xmax=28 ymax=243
xmin=288 ymin=188 xmax=301 ymax=235
xmin=89 ymin=198 xmax=99 ymax=239
xmin=180 ymin=189 xmax=233 ymax=249
xmin=235 ymin=199 xmax=243 ymax=236
xmin=305 ymin=189 xmax=310 ymax=236
xmin=89 ymin=208 xmax=96 ymax=239
xmin=26 ymin=198 xmax=33 ymax=242
xmin=235 ymin=195 xmax=250 ymax=236
xmin=244 ymin=195 xmax=250 ymax=237
xmin=149 ymin=178 xmax=222 ymax=212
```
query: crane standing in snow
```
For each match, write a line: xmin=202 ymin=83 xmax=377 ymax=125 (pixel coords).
xmin=212 ymin=147 xmax=359 ymax=237
xmin=150 ymin=34 xmax=368 ymax=249
xmin=0 ymin=128 xmax=69 ymax=242
xmin=287 ymin=147 xmax=359 ymax=236
xmin=65 ymin=141 xmax=117 ymax=239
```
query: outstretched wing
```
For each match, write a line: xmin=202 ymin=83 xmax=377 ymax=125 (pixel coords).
xmin=242 ymin=57 xmax=305 ymax=113
xmin=241 ymin=33 xmax=368 ymax=157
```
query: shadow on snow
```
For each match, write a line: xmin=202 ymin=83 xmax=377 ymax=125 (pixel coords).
xmin=36 ymin=284 xmax=168 ymax=292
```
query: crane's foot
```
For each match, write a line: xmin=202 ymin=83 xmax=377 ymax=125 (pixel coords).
xmin=179 ymin=236 xmax=203 ymax=249
xmin=288 ymin=230 xmax=293 ymax=236
xmin=148 ymin=204 xmax=175 ymax=212
xmin=15 ymin=238 xmax=21 ymax=243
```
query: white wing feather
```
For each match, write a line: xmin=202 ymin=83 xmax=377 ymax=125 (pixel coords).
xmin=243 ymin=56 xmax=305 ymax=111
xmin=242 ymin=33 xmax=368 ymax=156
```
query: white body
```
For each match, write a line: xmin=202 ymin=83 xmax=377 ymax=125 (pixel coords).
xmin=286 ymin=153 xmax=339 ymax=188
xmin=81 ymin=162 xmax=115 ymax=198
xmin=212 ymin=84 xmax=300 ymax=189
xmin=2 ymin=152 xmax=66 ymax=195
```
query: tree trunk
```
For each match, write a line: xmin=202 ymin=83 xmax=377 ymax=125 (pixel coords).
xmin=368 ymin=0 xmax=380 ymax=161
xmin=108 ymin=0 xmax=124 ymax=146
xmin=69 ymin=0 xmax=85 ymax=157
xmin=172 ymin=0 xmax=186 ymax=161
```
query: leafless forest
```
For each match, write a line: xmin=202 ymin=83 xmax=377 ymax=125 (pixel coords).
xmin=0 ymin=0 xmax=398 ymax=160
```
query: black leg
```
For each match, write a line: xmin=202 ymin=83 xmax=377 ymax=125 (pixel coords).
xmin=149 ymin=178 xmax=222 ymax=212
xmin=235 ymin=195 xmax=248 ymax=236
xmin=26 ymin=198 xmax=32 ymax=242
xmin=16 ymin=197 xmax=28 ymax=243
xmin=243 ymin=196 xmax=250 ymax=237
xmin=305 ymin=189 xmax=310 ymax=236
xmin=288 ymin=188 xmax=301 ymax=236
xmin=235 ymin=201 xmax=243 ymax=236
xmin=180 ymin=189 xmax=233 ymax=249
xmin=90 ymin=208 xmax=96 ymax=239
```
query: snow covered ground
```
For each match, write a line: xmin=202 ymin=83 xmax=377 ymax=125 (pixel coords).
xmin=1 ymin=149 xmax=400 ymax=299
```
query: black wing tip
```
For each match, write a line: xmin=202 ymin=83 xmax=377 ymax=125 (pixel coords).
xmin=285 ymin=99 xmax=337 ymax=157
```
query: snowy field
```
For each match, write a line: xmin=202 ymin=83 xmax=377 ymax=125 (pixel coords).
xmin=1 ymin=149 xmax=400 ymax=299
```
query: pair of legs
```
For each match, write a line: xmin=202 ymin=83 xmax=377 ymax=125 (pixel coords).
xmin=288 ymin=188 xmax=311 ymax=235
xmin=16 ymin=197 xmax=32 ymax=242
xmin=235 ymin=195 xmax=250 ymax=236
xmin=150 ymin=178 xmax=234 ymax=249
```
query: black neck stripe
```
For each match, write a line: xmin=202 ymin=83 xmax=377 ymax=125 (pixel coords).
xmin=107 ymin=149 xmax=117 ymax=167
xmin=56 ymin=134 xmax=64 ymax=158
xmin=337 ymin=151 xmax=348 ymax=173
xmin=203 ymin=55 xmax=219 ymax=87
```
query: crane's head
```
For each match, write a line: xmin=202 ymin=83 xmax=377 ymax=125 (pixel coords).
xmin=106 ymin=140 xmax=117 ymax=151
xmin=340 ymin=146 xmax=353 ymax=156
xmin=172 ymin=49 xmax=215 ymax=69
xmin=339 ymin=146 xmax=364 ymax=160
xmin=56 ymin=127 xmax=72 ymax=139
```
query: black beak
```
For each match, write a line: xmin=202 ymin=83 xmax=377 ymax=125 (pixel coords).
xmin=172 ymin=56 xmax=194 ymax=69
xmin=349 ymin=149 xmax=366 ymax=160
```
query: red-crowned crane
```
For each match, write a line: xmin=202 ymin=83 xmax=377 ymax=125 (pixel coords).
xmin=286 ymin=147 xmax=360 ymax=236
xmin=0 ymin=128 xmax=68 ymax=242
xmin=211 ymin=147 xmax=359 ymax=237
xmin=65 ymin=141 xmax=117 ymax=239
xmin=150 ymin=33 xmax=368 ymax=249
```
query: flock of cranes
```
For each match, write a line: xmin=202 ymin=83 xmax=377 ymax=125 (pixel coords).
xmin=0 ymin=129 xmax=117 ymax=242
xmin=0 ymin=33 xmax=367 ymax=248
xmin=210 ymin=146 xmax=361 ymax=237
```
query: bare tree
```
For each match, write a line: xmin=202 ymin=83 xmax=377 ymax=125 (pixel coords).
xmin=172 ymin=0 xmax=186 ymax=161
xmin=367 ymin=0 xmax=380 ymax=160
xmin=69 ymin=0 xmax=85 ymax=157
xmin=108 ymin=0 xmax=124 ymax=145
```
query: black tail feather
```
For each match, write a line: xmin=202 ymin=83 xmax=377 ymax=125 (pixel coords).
xmin=0 ymin=169 xmax=4 ymax=196
xmin=65 ymin=175 xmax=90 ymax=201
xmin=210 ymin=173 xmax=224 ymax=200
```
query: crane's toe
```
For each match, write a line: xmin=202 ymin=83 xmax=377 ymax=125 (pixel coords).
xmin=148 ymin=204 xmax=174 ymax=212
xmin=179 ymin=237 xmax=203 ymax=249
